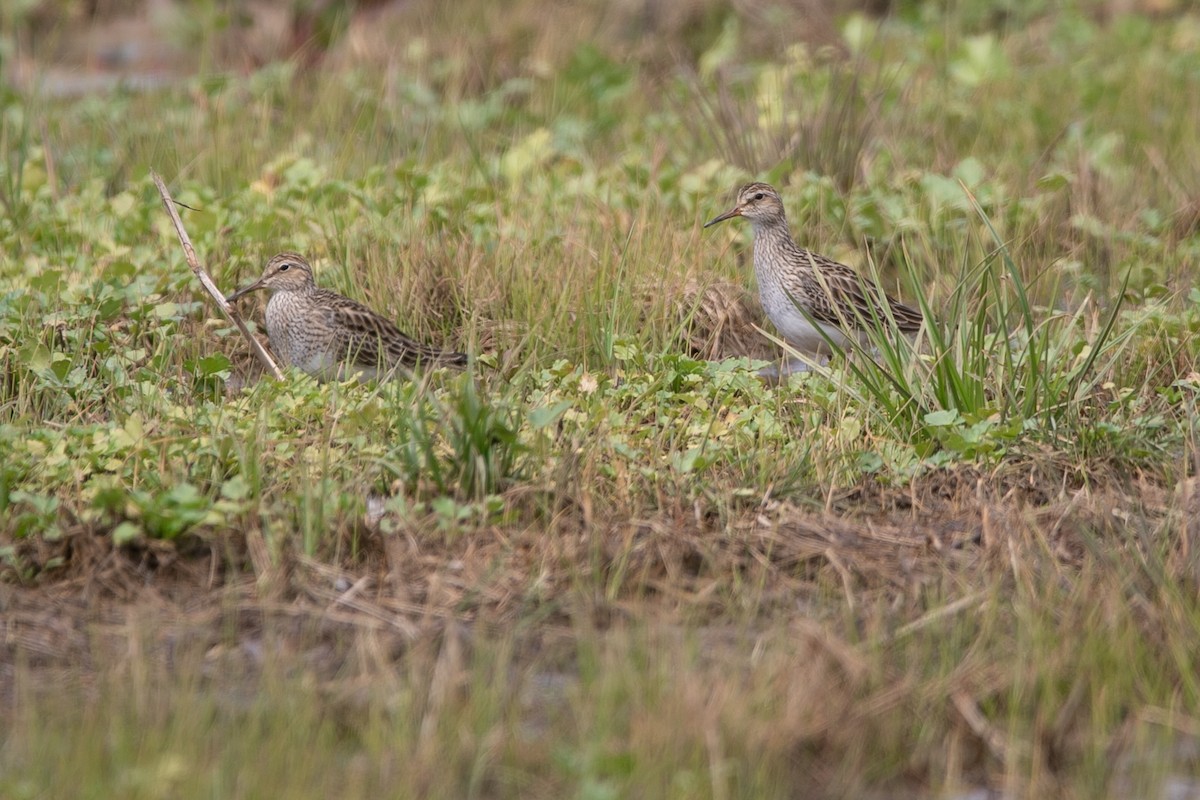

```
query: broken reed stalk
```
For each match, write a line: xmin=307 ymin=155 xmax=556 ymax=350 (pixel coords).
xmin=151 ymin=170 xmax=285 ymax=381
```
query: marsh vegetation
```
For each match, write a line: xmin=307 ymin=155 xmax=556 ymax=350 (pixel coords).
xmin=3 ymin=0 xmax=1200 ymax=796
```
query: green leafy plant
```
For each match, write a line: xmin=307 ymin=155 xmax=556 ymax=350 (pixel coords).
xmin=785 ymin=188 xmax=1136 ymax=465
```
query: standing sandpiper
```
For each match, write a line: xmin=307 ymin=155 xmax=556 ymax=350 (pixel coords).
xmin=704 ymin=182 xmax=923 ymax=363
xmin=226 ymin=252 xmax=468 ymax=382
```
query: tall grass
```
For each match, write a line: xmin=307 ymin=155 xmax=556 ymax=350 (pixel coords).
xmin=781 ymin=191 xmax=1137 ymax=465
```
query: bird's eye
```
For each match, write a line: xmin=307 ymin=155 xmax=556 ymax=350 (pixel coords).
xmin=279 ymin=263 xmax=291 ymax=272
xmin=753 ymin=192 xmax=764 ymax=201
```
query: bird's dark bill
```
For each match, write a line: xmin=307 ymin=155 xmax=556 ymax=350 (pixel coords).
xmin=704 ymin=206 xmax=742 ymax=228
xmin=225 ymin=281 xmax=262 ymax=303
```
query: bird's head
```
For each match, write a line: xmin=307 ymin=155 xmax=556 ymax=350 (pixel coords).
xmin=704 ymin=182 xmax=787 ymax=229
xmin=226 ymin=252 xmax=315 ymax=302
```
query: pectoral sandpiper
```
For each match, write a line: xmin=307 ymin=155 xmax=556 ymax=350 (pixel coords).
xmin=226 ymin=252 xmax=468 ymax=382
xmin=704 ymin=182 xmax=923 ymax=362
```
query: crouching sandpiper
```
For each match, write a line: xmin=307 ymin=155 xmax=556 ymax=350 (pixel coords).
xmin=226 ymin=252 xmax=468 ymax=382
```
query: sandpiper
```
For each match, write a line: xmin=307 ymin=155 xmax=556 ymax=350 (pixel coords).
xmin=704 ymin=182 xmax=923 ymax=362
xmin=226 ymin=252 xmax=468 ymax=382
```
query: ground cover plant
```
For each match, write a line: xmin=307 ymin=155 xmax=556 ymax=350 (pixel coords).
xmin=4 ymin=0 xmax=1200 ymax=797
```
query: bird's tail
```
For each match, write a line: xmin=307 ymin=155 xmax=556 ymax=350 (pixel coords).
xmin=437 ymin=350 xmax=470 ymax=368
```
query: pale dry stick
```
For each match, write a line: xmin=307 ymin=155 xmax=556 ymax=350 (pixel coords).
xmin=151 ymin=170 xmax=285 ymax=380
xmin=951 ymin=689 xmax=1013 ymax=763
xmin=417 ymin=621 xmax=466 ymax=758
xmin=888 ymin=590 xmax=989 ymax=642
xmin=823 ymin=547 xmax=856 ymax=611
xmin=1138 ymin=705 xmax=1200 ymax=739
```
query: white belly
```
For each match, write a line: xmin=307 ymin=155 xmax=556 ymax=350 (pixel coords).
xmin=756 ymin=272 xmax=857 ymax=356
xmin=286 ymin=348 xmax=349 ymax=382
xmin=767 ymin=301 xmax=857 ymax=355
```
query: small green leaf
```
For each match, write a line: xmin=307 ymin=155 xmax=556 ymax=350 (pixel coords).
xmin=110 ymin=191 xmax=136 ymax=217
xmin=673 ymin=447 xmax=710 ymax=474
xmin=952 ymin=157 xmax=986 ymax=188
xmin=111 ymin=522 xmax=142 ymax=545
xmin=529 ymin=401 xmax=572 ymax=430
xmin=21 ymin=343 xmax=52 ymax=372
xmin=194 ymin=354 xmax=232 ymax=377
xmin=30 ymin=270 xmax=64 ymax=293
xmin=124 ymin=413 xmax=144 ymax=443
xmin=501 ymin=127 xmax=553 ymax=182
xmin=153 ymin=302 xmax=180 ymax=319
xmin=220 ymin=475 xmax=251 ymax=501
xmin=612 ymin=341 xmax=640 ymax=361
xmin=1037 ymin=172 xmax=1071 ymax=192
xmin=924 ymin=409 xmax=962 ymax=427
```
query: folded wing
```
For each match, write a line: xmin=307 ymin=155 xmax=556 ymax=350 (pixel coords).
xmin=319 ymin=291 xmax=469 ymax=371
xmin=795 ymin=254 xmax=924 ymax=334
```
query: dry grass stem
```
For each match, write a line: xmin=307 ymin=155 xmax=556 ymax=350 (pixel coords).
xmin=151 ymin=170 xmax=284 ymax=380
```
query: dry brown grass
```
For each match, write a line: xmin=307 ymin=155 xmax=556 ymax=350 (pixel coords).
xmin=646 ymin=274 xmax=774 ymax=360
xmin=4 ymin=463 xmax=1194 ymax=796
xmin=1 ymin=462 xmax=1178 ymax=660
